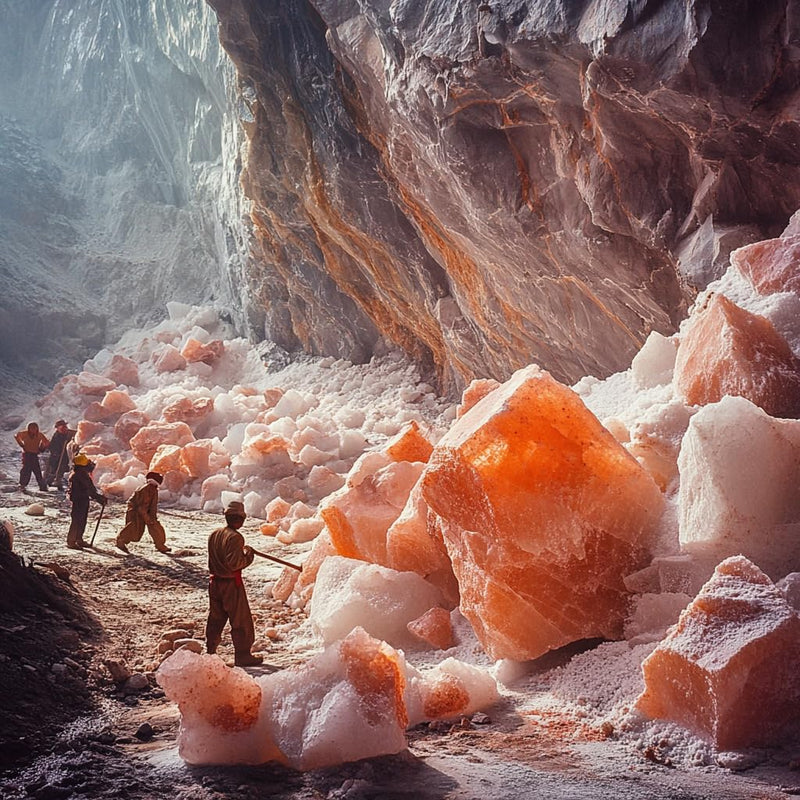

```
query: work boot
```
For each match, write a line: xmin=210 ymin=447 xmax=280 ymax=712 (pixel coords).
xmin=115 ymin=539 xmax=130 ymax=554
xmin=234 ymin=653 xmax=263 ymax=667
xmin=67 ymin=541 xmax=83 ymax=550
xmin=155 ymin=545 xmax=172 ymax=553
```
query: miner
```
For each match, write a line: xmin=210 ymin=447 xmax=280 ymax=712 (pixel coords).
xmin=67 ymin=453 xmax=106 ymax=549
xmin=14 ymin=421 xmax=50 ymax=492
xmin=205 ymin=500 xmax=263 ymax=667
xmin=115 ymin=471 xmax=171 ymax=554
xmin=45 ymin=419 xmax=76 ymax=491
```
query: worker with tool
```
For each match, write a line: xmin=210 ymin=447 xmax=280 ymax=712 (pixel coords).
xmin=205 ymin=500 xmax=263 ymax=667
xmin=66 ymin=453 xmax=106 ymax=550
xmin=115 ymin=471 xmax=171 ymax=554
xmin=45 ymin=419 xmax=76 ymax=492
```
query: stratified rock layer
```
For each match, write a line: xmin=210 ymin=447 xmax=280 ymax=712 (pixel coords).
xmin=421 ymin=365 xmax=664 ymax=661
xmin=208 ymin=0 xmax=800 ymax=389
xmin=637 ymin=556 xmax=800 ymax=750
xmin=674 ymin=293 xmax=800 ymax=418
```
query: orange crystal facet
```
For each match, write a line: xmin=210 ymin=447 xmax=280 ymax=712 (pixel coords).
xmin=421 ymin=365 xmax=663 ymax=661
xmin=385 ymin=420 xmax=434 ymax=464
xmin=129 ymin=421 xmax=195 ymax=467
xmin=636 ymin=556 xmax=800 ymax=749
xmin=407 ymin=606 xmax=454 ymax=651
xmin=731 ymin=234 xmax=800 ymax=296
xmin=674 ymin=293 xmax=800 ymax=418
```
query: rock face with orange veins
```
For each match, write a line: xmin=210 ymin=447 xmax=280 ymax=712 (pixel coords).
xmin=731 ymin=234 xmax=800 ymax=296
xmin=636 ymin=556 xmax=800 ymax=750
xmin=421 ymin=365 xmax=664 ymax=661
xmin=385 ymin=420 xmax=433 ymax=464
xmin=320 ymin=460 xmax=425 ymax=566
xmin=129 ymin=421 xmax=194 ymax=467
xmin=674 ymin=292 xmax=800 ymax=418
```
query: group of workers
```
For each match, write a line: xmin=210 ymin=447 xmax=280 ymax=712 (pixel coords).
xmin=14 ymin=420 xmax=263 ymax=668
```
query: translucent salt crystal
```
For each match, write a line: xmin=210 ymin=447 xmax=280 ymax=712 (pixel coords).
xmin=181 ymin=337 xmax=224 ymax=365
xmin=407 ymin=607 xmax=454 ymax=651
xmin=630 ymin=331 xmax=678 ymax=390
xmin=180 ymin=439 xmax=214 ymax=479
xmin=150 ymin=444 xmax=183 ymax=474
xmin=456 ymin=378 xmax=501 ymax=419
xmin=422 ymin=365 xmax=663 ymax=661
xmin=731 ymin=233 xmax=800 ymax=296
xmin=100 ymin=389 xmax=136 ymax=416
xmin=286 ymin=517 xmax=325 ymax=544
xmin=385 ymin=420 xmax=433 ymax=464
xmin=102 ymin=354 xmax=140 ymax=387
xmin=77 ymin=371 xmax=117 ymax=396
xmin=674 ymin=292 xmax=800 ymax=418
xmin=114 ymin=410 xmax=150 ymax=446
xmin=636 ymin=556 xmax=800 ymax=749
xmin=152 ymin=344 xmax=187 ymax=374
xmin=130 ymin=422 xmax=195 ymax=468
xmin=162 ymin=396 xmax=214 ymax=425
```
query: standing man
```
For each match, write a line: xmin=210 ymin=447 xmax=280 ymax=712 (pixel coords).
xmin=115 ymin=472 xmax=170 ymax=554
xmin=14 ymin=422 xmax=49 ymax=492
xmin=45 ymin=420 xmax=76 ymax=491
xmin=205 ymin=500 xmax=263 ymax=667
xmin=67 ymin=453 xmax=106 ymax=549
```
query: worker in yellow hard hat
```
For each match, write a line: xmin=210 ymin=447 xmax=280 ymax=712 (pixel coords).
xmin=66 ymin=452 xmax=106 ymax=550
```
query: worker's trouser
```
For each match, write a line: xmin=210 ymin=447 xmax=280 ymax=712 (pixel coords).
xmin=20 ymin=453 xmax=47 ymax=491
xmin=44 ymin=456 xmax=68 ymax=490
xmin=206 ymin=575 xmax=255 ymax=657
xmin=67 ymin=499 xmax=90 ymax=546
xmin=117 ymin=509 xmax=166 ymax=549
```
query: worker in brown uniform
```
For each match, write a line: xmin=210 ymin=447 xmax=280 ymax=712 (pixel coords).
xmin=14 ymin=422 xmax=50 ymax=492
xmin=115 ymin=471 xmax=171 ymax=554
xmin=205 ymin=500 xmax=263 ymax=667
xmin=44 ymin=419 xmax=76 ymax=491
xmin=67 ymin=453 xmax=106 ymax=549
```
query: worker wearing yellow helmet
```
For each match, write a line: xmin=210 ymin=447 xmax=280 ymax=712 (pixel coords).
xmin=66 ymin=452 xmax=106 ymax=550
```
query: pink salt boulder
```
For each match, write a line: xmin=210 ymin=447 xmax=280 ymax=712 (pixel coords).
xmin=263 ymin=388 xmax=284 ymax=408
xmin=153 ymin=344 xmax=187 ymax=374
xmin=77 ymin=371 xmax=117 ymax=396
xmin=162 ymin=396 xmax=214 ymax=424
xmin=130 ymin=421 xmax=194 ymax=467
xmin=674 ymin=293 xmax=800 ymax=418
xmin=421 ymin=365 xmax=663 ymax=661
xmin=150 ymin=444 xmax=183 ymax=474
xmin=101 ymin=389 xmax=136 ymax=416
xmin=75 ymin=420 xmax=107 ymax=446
xmin=320 ymin=461 xmax=425 ymax=567
xmin=731 ymin=234 xmax=800 ymax=296
xmin=407 ymin=607 xmax=454 ymax=651
xmin=82 ymin=401 xmax=108 ymax=423
xmin=636 ymin=556 xmax=800 ymax=749
xmin=102 ymin=354 xmax=140 ymax=387
xmin=114 ymin=410 xmax=150 ymax=447
xmin=180 ymin=439 xmax=214 ymax=479
xmin=385 ymin=420 xmax=434 ymax=464
xmin=181 ymin=337 xmax=224 ymax=365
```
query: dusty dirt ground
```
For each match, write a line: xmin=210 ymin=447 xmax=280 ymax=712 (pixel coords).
xmin=2 ymin=446 xmax=800 ymax=799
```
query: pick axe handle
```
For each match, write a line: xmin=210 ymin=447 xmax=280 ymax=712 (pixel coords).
xmin=90 ymin=503 xmax=105 ymax=547
xmin=249 ymin=547 xmax=302 ymax=571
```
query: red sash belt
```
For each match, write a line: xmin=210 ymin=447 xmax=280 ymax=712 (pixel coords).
xmin=210 ymin=570 xmax=243 ymax=586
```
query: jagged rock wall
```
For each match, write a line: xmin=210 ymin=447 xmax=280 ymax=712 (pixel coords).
xmin=0 ymin=0 xmax=249 ymax=395
xmin=208 ymin=0 xmax=800 ymax=391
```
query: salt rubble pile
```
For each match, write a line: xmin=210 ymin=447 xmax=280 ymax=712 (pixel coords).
xmin=30 ymin=210 xmax=800 ymax=767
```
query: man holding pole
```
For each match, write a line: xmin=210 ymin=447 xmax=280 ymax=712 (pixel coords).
xmin=205 ymin=500 xmax=263 ymax=667
xmin=67 ymin=453 xmax=106 ymax=550
xmin=45 ymin=420 xmax=76 ymax=491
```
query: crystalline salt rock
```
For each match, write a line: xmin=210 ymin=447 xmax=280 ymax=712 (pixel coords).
xmin=201 ymin=474 xmax=229 ymax=507
xmin=285 ymin=517 xmax=325 ymax=544
xmin=346 ymin=451 xmax=391 ymax=488
xmin=636 ymin=556 xmax=800 ymax=749
xmin=271 ymin=566 xmax=300 ymax=602
xmin=407 ymin=607 xmax=454 ymax=651
xmin=265 ymin=627 xmax=408 ymax=769
xmin=678 ymin=395 xmax=800 ymax=578
xmin=320 ymin=461 xmax=425 ymax=566
xmin=100 ymin=389 xmax=136 ymax=416
xmin=309 ymin=556 xmax=443 ymax=648
xmin=306 ymin=466 xmax=345 ymax=503
xmin=265 ymin=497 xmax=292 ymax=522
xmin=273 ymin=389 xmax=315 ymax=419
xmin=163 ymin=470 xmax=189 ymax=493
xmin=731 ymin=233 xmax=800 ymax=296
xmin=77 ymin=371 xmax=117 ymax=396
xmin=153 ymin=344 xmax=187 ymax=374
xmin=406 ymin=658 xmax=499 ymax=723
xmin=156 ymin=649 xmax=279 ymax=765
xmin=290 ymin=531 xmax=336 ymax=608
xmin=130 ymin=422 xmax=195 ymax=468
xmin=456 ymin=378 xmax=501 ymax=419
xmin=162 ymin=396 xmax=214 ymax=425
xmin=338 ymin=429 xmax=368 ymax=460
xmin=673 ymin=293 xmax=800 ymax=418
xmin=260 ymin=522 xmax=280 ymax=537
xmin=179 ymin=439 xmax=213 ymax=479
xmin=102 ymin=353 xmax=140 ymax=387
xmin=385 ymin=420 xmax=434 ymax=464
xmin=150 ymin=444 xmax=183 ymax=474
xmin=297 ymin=444 xmax=335 ymax=469
xmin=82 ymin=401 xmax=109 ymax=423
xmin=114 ymin=410 xmax=150 ymax=446
xmin=75 ymin=420 xmax=107 ymax=446
xmin=181 ymin=337 xmax=224 ymax=365
xmin=263 ymin=387 xmax=284 ymax=408
xmin=385 ymin=482 xmax=457 ymax=604
xmin=630 ymin=331 xmax=678 ymax=390
xmin=623 ymin=592 xmax=693 ymax=644
xmin=421 ymin=365 xmax=664 ymax=661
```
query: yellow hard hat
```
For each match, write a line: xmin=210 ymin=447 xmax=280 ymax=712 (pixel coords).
xmin=73 ymin=453 xmax=89 ymax=466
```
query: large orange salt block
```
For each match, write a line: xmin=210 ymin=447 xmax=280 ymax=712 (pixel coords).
xmin=407 ymin=607 xmax=454 ymax=651
xmin=636 ymin=556 xmax=800 ymax=749
xmin=150 ymin=444 xmax=183 ymax=474
xmin=162 ymin=396 xmax=214 ymax=425
xmin=421 ymin=365 xmax=663 ymax=661
xmin=114 ymin=410 xmax=150 ymax=446
xmin=320 ymin=461 xmax=425 ymax=566
xmin=292 ymin=531 xmax=336 ymax=607
xmin=75 ymin=420 xmax=107 ymax=446
xmin=181 ymin=337 xmax=224 ymax=365
xmin=101 ymin=389 xmax=136 ymax=416
xmin=180 ymin=439 xmax=214 ymax=479
xmin=731 ymin=234 xmax=800 ymax=296
xmin=674 ymin=293 xmax=800 ymax=418
xmin=102 ymin=353 xmax=140 ymax=387
xmin=130 ymin=421 xmax=194 ymax=467
xmin=385 ymin=420 xmax=434 ymax=464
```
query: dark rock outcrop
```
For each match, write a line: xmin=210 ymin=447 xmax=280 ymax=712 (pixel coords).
xmin=208 ymin=0 xmax=800 ymax=390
